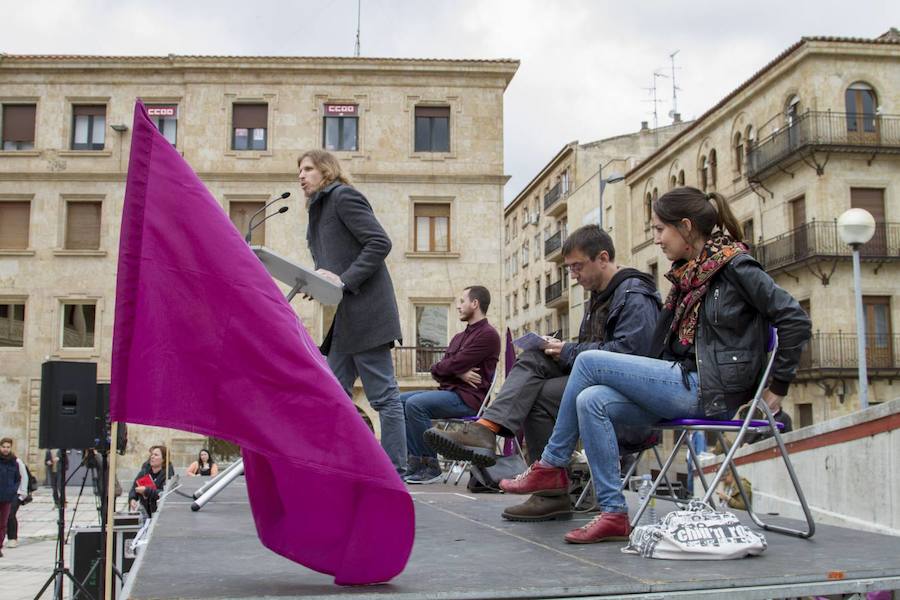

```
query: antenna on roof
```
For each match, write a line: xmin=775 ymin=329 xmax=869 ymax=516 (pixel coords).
xmin=354 ymin=0 xmax=362 ymax=57
xmin=668 ymin=50 xmax=681 ymax=123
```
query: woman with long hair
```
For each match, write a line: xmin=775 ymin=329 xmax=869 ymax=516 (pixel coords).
xmin=501 ymin=186 xmax=811 ymax=544
xmin=129 ymin=445 xmax=169 ymax=516
xmin=185 ymin=448 xmax=218 ymax=477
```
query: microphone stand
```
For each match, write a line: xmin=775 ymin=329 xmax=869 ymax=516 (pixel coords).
xmin=245 ymin=193 xmax=289 ymax=242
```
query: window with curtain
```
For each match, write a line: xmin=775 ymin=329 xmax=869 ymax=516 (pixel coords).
xmin=845 ymin=82 xmax=877 ymax=133
xmin=414 ymin=203 xmax=450 ymax=252
xmin=2 ymin=104 xmax=36 ymax=150
xmin=232 ymin=103 xmax=267 ymax=151
xmin=414 ymin=106 xmax=450 ymax=152
xmin=71 ymin=105 xmax=106 ymax=150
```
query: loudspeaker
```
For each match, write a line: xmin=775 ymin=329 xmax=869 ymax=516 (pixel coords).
xmin=39 ymin=361 xmax=98 ymax=449
xmin=96 ymin=383 xmax=128 ymax=454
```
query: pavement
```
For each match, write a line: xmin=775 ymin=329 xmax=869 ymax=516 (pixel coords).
xmin=2 ymin=485 xmax=111 ymax=600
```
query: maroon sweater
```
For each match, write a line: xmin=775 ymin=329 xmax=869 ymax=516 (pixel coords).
xmin=430 ymin=319 xmax=501 ymax=411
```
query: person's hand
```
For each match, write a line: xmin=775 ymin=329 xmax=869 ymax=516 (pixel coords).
xmin=543 ymin=338 xmax=565 ymax=359
xmin=135 ymin=485 xmax=147 ymax=496
xmin=762 ymin=389 xmax=783 ymax=413
xmin=315 ymin=269 xmax=343 ymax=288
xmin=460 ymin=368 xmax=482 ymax=388
xmin=129 ymin=499 xmax=139 ymax=512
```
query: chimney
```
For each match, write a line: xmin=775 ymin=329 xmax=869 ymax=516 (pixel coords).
xmin=672 ymin=112 xmax=682 ymax=124
xmin=640 ymin=121 xmax=649 ymax=132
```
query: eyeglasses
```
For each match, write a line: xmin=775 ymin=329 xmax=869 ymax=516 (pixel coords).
xmin=564 ymin=261 xmax=587 ymax=273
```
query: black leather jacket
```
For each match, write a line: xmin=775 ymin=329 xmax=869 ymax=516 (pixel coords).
xmin=692 ymin=254 xmax=811 ymax=417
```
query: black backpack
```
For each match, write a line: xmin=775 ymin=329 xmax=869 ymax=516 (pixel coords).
xmin=25 ymin=462 xmax=38 ymax=493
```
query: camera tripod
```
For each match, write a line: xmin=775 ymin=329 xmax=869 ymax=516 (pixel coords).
xmin=33 ymin=450 xmax=96 ymax=600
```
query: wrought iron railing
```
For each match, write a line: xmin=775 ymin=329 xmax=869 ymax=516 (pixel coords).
xmin=392 ymin=346 xmax=447 ymax=378
xmin=545 ymin=280 xmax=563 ymax=304
xmin=544 ymin=230 xmax=562 ymax=256
xmin=798 ymin=333 xmax=899 ymax=375
xmin=747 ymin=111 xmax=900 ymax=178
xmin=544 ymin=182 xmax=562 ymax=210
xmin=755 ymin=220 xmax=900 ymax=272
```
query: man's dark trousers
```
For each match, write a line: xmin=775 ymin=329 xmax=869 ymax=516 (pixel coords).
xmin=481 ymin=349 xmax=568 ymax=463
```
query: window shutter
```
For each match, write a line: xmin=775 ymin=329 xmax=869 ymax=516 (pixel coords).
xmin=0 ymin=202 xmax=30 ymax=248
xmin=415 ymin=106 xmax=450 ymax=118
xmin=66 ymin=202 xmax=102 ymax=249
xmin=73 ymin=105 xmax=106 ymax=117
xmin=2 ymin=105 xmax=36 ymax=141
xmin=232 ymin=104 xmax=268 ymax=129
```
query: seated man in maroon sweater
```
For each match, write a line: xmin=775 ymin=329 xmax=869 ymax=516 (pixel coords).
xmin=401 ymin=286 xmax=501 ymax=484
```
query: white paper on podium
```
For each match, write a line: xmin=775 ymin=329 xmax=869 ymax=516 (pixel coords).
xmin=250 ymin=246 xmax=343 ymax=306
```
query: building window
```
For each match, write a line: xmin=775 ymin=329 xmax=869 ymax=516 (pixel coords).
xmin=699 ymin=155 xmax=709 ymax=191
xmin=743 ymin=218 xmax=754 ymax=247
xmin=669 ymin=174 xmax=677 ymax=190
xmin=863 ymin=296 xmax=892 ymax=369
xmin=505 ymin=295 xmax=511 ymax=317
xmin=708 ymin=149 xmax=717 ymax=188
xmin=513 ymin=292 xmax=518 ymax=315
xmin=544 ymin=316 xmax=552 ymax=335
xmin=147 ymin=105 xmax=178 ymax=146
xmin=535 ymin=277 xmax=541 ymax=304
xmin=323 ymin=104 xmax=358 ymax=151
xmin=61 ymin=303 xmax=96 ymax=348
xmin=512 ymin=216 xmax=517 ymax=235
xmin=845 ymin=82 xmax=877 ymax=133
xmin=230 ymin=201 xmax=266 ymax=246
xmin=71 ymin=105 xmax=106 ymax=150
xmin=414 ymin=203 xmax=450 ymax=252
xmin=522 ymin=282 xmax=529 ymax=309
xmin=785 ymin=95 xmax=800 ymax=128
xmin=561 ymin=169 xmax=570 ymax=195
xmin=65 ymin=201 xmax=102 ymax=250
xmin=414 ymin=106 xmax=450 ymax=152
xmin=534 ymin=233 xmax=541 ymax=260
xmin=733 ymin=132 xmax=743 ymax=175
xmin=232 ymin=103 xmax=267 ymax=151
xmin=0 ymin=302 xmax=26 ymax=347
xmin=797 ymin=403 xmax=813 ymax=429
xmin=2 ymin=104 xmax=36 ymax=150
xmin=677 ymin=169 xmax=685 ymax=186
xmin=0 ymin=201 xmax=30 ymax=249
xmin=644 ymin=192 xmax=653 ymax=224
xmin=415 ymin=304 xmax=448 ymax=348
xmin=522 ymin=240 xmax=529 ymax=266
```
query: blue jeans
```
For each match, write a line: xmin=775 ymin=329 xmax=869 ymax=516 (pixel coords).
xmin=328 ymin=346 xmax=406 ymax=473
xmin=400 ymin=390 xmax=475 ymax=459
xmin=541 ymin=351 xmax=702 ymax=513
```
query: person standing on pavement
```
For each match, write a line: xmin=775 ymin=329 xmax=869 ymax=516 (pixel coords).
xmin=44 ymin=449 xmax=60 ymax=508
xmin=299 ymin=149 xmax=407 ymax=474
xmin=0 ymin=437 xmax=25 ymax=556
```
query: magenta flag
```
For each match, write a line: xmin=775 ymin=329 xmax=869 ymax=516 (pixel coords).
xmin=111 ymin=101 xmax=414 ymax=585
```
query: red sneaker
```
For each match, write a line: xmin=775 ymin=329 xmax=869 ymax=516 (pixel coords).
xmin=564 ymin=512 xmax=631 ymax=544
xmin=500 ymin=461 xmax=569 ymax=496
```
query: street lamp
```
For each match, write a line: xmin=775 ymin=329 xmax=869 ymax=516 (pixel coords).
xmin=837 ymin=208 xmax=876 ymax=410
xmin=598 ymin=161 xmax=624 ymax=230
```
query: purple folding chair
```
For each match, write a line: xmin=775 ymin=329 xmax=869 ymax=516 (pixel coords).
xmin=631 ymin=330 xmax=816 ymax=539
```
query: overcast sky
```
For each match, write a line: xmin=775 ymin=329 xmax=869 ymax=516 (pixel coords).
xmin=5 ymin=1 xmax=898 ymax=202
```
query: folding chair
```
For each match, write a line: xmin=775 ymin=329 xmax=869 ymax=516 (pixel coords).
xmin=435 ymin=372 xmax=526 ymax=485
xmin=631 ymin=331 xmax=816 ymax=539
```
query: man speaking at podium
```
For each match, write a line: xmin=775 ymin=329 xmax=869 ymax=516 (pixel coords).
xmin=299 ymin=150 xmax=407 ymax=475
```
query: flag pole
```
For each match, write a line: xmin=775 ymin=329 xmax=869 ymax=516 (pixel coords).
xmin=104 ymin=421 xmax=119 ymax=600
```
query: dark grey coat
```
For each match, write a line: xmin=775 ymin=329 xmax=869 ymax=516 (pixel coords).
xmin=306 ymin=181 xmax=402 ymax=355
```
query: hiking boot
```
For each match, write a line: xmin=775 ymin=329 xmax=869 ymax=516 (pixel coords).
xmin=564 ymin=512 xmax=631 ymax=544
xmin=499 ymin=461 xmax=569 ymax=496
xmin=402 ymin=456 xmax=423 ymax=481
xmin=424 ymin=423 xmax=497 ymax=467
xmin=502 ymin=494 xmax=573 ymax=522
xmin=405 ymin=459 xmax=443 ymax=485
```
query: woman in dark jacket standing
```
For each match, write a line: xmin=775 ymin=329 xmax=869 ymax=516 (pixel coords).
xmin=0 ymin=437 xmax=23 ymax=557
xmin=500 ymin=186 xmax=811 ymax=545
xmin=128 ymin=445 xmax=169 ymax=516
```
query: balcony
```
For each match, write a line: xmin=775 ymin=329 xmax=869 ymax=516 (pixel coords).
xmin=544 ymin=280 xmax=568 ymax=309
xmin=797 ymin=332 xmax=900 ymax=381
xmin=755 ymin=220 xmax=900 ymax=275
xmin=544 ymin=230 xmax=563 ymax=262
xmin=747 ymin=111 xmax=900 ymax=180
xmin=544 ymin=182 xmax=567 ymax=216
xmin=391 ymin=346 xmax=446 ymax=379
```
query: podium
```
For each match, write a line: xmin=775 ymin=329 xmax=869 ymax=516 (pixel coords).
xmin=191 ymin=246 xmax=342 ymax=511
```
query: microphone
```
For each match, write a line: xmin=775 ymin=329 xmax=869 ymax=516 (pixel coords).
xmin=245 ymin=206 xmax=289 ymax=244
xmin=246 ymin=192 xmax=290 ymax=241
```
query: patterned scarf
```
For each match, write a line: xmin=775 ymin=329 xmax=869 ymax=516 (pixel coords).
xmin=663 ymin=233 xmax=747 ymax=347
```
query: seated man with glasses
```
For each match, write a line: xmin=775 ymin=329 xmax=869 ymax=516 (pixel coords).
xmin=425 ymin=225 xmax=660 ymax=521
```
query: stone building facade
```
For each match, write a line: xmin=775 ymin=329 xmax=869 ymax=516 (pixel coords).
xmin=0 ymin=54 xmax=518 ymax=474
xmin=624 ymin=30 xmax=900 ymax=426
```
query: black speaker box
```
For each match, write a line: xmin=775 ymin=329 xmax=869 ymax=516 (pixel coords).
xmin=39 ymin=361 xmax=98 ymax=449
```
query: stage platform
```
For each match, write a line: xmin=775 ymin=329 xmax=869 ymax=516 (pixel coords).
xmin=125 ymin=476 xmax=900 ymax=599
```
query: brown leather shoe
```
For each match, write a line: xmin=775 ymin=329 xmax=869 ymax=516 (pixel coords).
xmin=499 ymin=461 xmax=569 ymax=496
xmin=564 ymin=512 xmax=631 ymax=544
xmin=502 ymin=494 xmax=573 ymax=522
xmin=424 ymin=423 xmax=497 ymax=467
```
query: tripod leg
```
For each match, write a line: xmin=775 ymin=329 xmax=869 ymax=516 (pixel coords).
xmin=64 ymin=568 xmax=98 ymax=600
xmin=191 ymin=462 xmax=244 ymax=511
xmin=31 ymin=572 xmax=58 ymax=600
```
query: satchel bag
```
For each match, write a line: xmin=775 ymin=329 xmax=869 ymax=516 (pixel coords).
xmin=622 ymin=500 xmax=767 ymax=560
